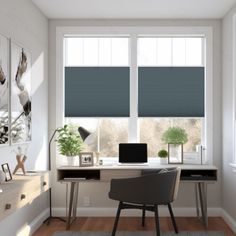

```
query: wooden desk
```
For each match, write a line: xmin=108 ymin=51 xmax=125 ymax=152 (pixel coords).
xmin=0 ymin=171 xmax=50 ymax=221
xmin=57 ymin=164 xmax=217 ymax=230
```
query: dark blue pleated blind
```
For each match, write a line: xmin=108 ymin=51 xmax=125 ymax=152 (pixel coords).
xmin=65 ymin=67 xmax=130 ymax=117
xmin=138 ymin=67 xmax=204 ymax=117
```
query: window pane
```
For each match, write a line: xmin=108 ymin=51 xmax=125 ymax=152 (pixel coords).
xmin=100 ymin=118 xmax=128 ymax=157
xmin=83 ymin=38 xmax=99 ymax=66
xmin=139 ymin=118 xmax=202 ymax=158
xmin=138 ymin=38 xmax=157 ymax=66
xmin=66 ymin=38 xmax=83 ymax=66
xmin=111 ymin=38 xmax=129 ymax=66
xmin=172 ymin=38 xmax=186 ymax=66
xmin=64 ymin=118 xmax=98 ymax=153
xmin=64 ymin=118 xmax=128 ymax=157
xmin=157 ymin=38 xmax=172 ymax=66
xmin=99 ymin=38 xmax=112 ymax=66
xmin=186 ymin=38 xmax=202 ymax=66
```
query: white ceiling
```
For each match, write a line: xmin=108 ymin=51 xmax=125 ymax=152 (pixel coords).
xmin=32 ymin=0 xmax=236 ymax=19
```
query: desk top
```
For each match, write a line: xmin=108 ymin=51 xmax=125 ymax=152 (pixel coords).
xmin=57 ymin=164 xmax=217 ymax=171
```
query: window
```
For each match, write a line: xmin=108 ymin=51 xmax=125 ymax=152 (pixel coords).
xmin=64 ymin=37 xmax=129 ymax=156
xmin=138 ymin=37 xmax=204 ymax=162
xmin=63 ymin=33 xmax=207 ymax=163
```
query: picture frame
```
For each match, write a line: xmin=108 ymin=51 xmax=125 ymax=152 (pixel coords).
xmin=11 ymin=40 xmax=32 ymax=144
xmin=1 ymin=163 xmax=12 ymax=181
xmin=79 ymin=152 xmax=94 ymax=167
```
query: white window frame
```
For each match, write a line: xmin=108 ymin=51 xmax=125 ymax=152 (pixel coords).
xmin=56 ymin=26 xmax=213 ymax=164
xmin=232 ymin=15 xmax=236 ymax=168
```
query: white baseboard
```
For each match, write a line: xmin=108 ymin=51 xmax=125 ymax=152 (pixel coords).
xmin=52 ymin=207 xmax=222 ymax=217
xmin=221 ymin=209 xmax=236 ymax=233
xmin=29 ymin=208 xmax=49 ymax=235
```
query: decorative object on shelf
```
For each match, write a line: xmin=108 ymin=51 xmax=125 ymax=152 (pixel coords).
xmin=0 ymin=34 xmax=9 ymax=145
xmin=1 ymin=163 xmax=12 ymax=181
xmin=162 ymin=127 xmax=188 ymax=164
xmin=0 ymin=170 xmax=6 ymax=184
xmin=12 ymin=146 xmax=27 ymax=175
xmin=79 ymin=152 xmax=94 ymax=167
xmin=11 ymin=41 xmax=31 ymax=144
xmin=56 ymin=124 xmax=83 ymax=166
xmin=157 ymin=149 xmax=168 ymax=164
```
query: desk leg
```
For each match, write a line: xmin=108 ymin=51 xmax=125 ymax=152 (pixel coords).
xmin=73 ymin=183 xmax=79 ymax=219
xmin=66 ymin=182 xmax=75 ymax=230
xmin=198 ymin=182 xmax=208 ymax=228
xmin=195 ymin=183 xmax=200 ymax=219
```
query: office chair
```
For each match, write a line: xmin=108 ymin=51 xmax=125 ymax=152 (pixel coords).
xmin=109 ymin=167 xmax=181 ymax=236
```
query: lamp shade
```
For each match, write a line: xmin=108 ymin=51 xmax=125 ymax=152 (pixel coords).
xmin=78 ymin=127 xmax=91 ymax=141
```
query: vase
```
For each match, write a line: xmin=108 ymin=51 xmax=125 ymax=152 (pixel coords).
xmin=168 ymin=143 xmax=183 ymax=164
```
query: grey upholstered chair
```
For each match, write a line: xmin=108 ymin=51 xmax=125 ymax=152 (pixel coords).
xmin=109 ymin=167 xmax=181 ymax=236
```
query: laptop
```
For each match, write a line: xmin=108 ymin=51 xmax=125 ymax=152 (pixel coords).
xmin=118 ymin=143 xmax=148 ymax=165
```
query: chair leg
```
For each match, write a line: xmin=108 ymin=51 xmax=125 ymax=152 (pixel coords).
xmin=111 ymin=201 xmax=122 ymax=236
xmin=154 ymin=205 xmax=160 ymax=236
xmin=142 ymin=205 xmax=146 ymax=227
xmin=168 ymin=203 xmax=178 ymax=234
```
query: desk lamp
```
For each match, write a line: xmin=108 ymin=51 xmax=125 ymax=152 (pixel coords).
xmin=44 ymin=126 xmax=91 ymax=225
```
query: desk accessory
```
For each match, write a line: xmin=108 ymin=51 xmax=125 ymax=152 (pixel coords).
xmin=79 ymin=152 xmax=94 ymax=167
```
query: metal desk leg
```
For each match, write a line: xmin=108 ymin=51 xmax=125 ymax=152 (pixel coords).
xmin=198 ymin=182 xmax=208 ymax=228
xmin=195 ymin=183 xmax=200 ymax=218
xmin=73 ymin=183 xmax=79 ymax=219
xmin=66 ymin=182 xmax=75 ymax=230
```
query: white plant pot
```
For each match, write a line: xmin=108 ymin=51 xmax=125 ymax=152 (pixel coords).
xmin=66 ymin=156 xmax=76 ymax=166
xmin=159 ymin=158 xmax=168 ymax=164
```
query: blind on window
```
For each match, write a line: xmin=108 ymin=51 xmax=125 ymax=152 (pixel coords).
xmin=65 ymin=67 xmax=130 ymax=117
xmin=138 ymin=67 xmax=204 ymax=117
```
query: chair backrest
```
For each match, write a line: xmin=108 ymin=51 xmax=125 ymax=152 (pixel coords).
xmin=141 ymin=167 xmax=181 ymax=203
xmin=109 ymin=167 xmax=181 ymax=205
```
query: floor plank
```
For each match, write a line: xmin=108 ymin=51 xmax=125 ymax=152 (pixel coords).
xmin=33 ymin=217 xmax=236 ymax=236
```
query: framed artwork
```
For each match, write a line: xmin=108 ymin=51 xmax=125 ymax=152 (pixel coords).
xmin=79 ymin=152 xmax=94 ymax=167
xmin=0 ymin=34 xmax=9 ymax=145
xmin=11 ymin=41 xmax=31 ymax=144
xmin=1 ymin=163 xmax=12 ymax=181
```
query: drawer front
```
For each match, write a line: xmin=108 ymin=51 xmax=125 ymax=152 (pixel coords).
xmin=0 ymin=172 xmax=50 ymax=221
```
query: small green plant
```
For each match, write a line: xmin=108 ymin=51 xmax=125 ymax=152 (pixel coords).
xmin=56 ymin=124 xmax=83 ymax=156
xmin=157 ymin=149 xmax=168 ymax=158
xmin=162 ymin=127 xmax=188 ymax=144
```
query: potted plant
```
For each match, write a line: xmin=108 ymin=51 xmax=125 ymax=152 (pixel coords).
xmin=56 ymin=124 xmax=83 ymax=166
xmin=161 ymin=127 xmax=188 ymax=164
xmin=157 ymin=149 xmax=168 ymax=164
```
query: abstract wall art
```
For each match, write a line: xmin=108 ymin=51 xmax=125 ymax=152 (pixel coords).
xmin=0 ymin=34 xmax=9 ymax=145
xmin=11 ymin=41 xmax=31 ymax=144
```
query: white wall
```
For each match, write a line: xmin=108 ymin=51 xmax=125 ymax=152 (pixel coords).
xmin=49 ymin=19 xmax=222 ymax=215
xmin=0 ymin=0 xmax=48 ymax=235
xmin=222 ymin=4 xmax=236 ymax=232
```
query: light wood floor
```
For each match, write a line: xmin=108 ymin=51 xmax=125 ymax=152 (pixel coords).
xmin=33 ymin=217 xmax=236 ymax=236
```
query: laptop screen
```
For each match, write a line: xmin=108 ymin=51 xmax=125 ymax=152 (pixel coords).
xmin=119 ymin=143 xmax=148 ymax=163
